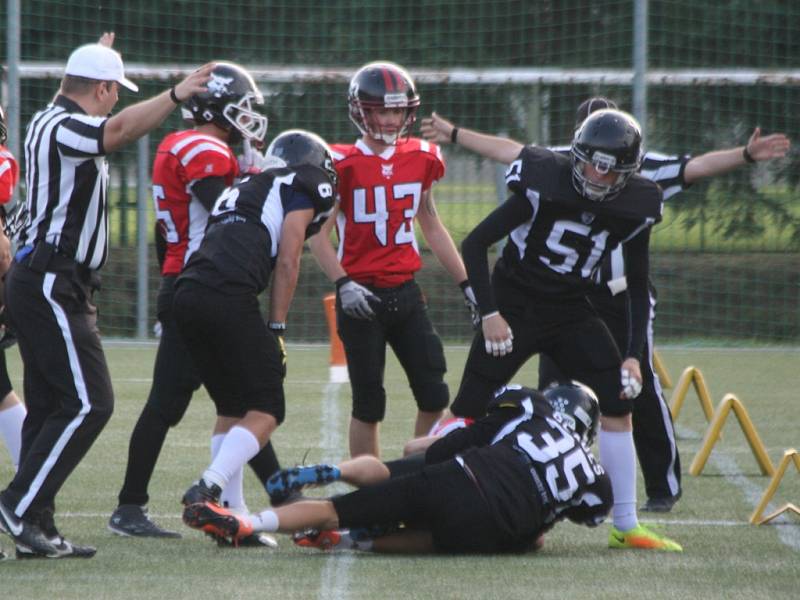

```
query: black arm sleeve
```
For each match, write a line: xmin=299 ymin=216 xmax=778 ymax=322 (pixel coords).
xmin=189 ymin=176 xmax=227 ymax=212
xmin=461 ymin=193 xmax=534 ymax=315
xmin=622 ymin=227 xmax=651 ymax=360
xmin=154 ymin=222 xmax=166 ymax=269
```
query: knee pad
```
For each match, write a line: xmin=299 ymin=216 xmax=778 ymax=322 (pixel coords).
xmin=407 ymin=332 xmax=448 ymax=412
xmin=351 ymin=383 xmax=386 ymax=423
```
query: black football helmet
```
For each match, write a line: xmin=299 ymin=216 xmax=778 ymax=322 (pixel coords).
xmin=348 ymin=61 xmax=420 ymax=145
xmin=542 ymin=380 xmax=600 ymax=446
xmin=0 ymin=105 xmax=7 ymax=145
xmin=182 ymin=62 xmax=267 ymax=145
xmin=266 ymin=129 xmax=337 ymax=238
xmin=266 ymin=129 xmax=337 ymax=189
xmin=570 ymin=109 xmax=642 ymax=202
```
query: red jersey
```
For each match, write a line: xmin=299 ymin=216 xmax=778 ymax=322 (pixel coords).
xmin=0 ymin=146 xmax=19 ymax=204
xmin=152 ymin=130 xmax=239 ymax=275
xmin=330 ymin=138 xmax=445 ymax=287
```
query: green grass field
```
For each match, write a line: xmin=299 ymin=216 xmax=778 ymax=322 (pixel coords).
xmin=1 ymin=344 xmax=798 ymax=599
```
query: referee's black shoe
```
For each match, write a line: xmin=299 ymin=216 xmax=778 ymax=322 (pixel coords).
xmin=109 ymin=504 xmax=182 ymax=538
xmin=642 ymin=491 xmax=682 ymax=513
xmin=16 ymin=536 xmax=97 ymax=559
xmin=14 ymin=508 xmax=97 ymax=559
xmin=0 ymin=496 xmax=59 ymax=558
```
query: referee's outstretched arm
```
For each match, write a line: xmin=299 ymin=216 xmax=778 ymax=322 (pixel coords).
xmin=102 ymin=64 xmax=214 ymax=153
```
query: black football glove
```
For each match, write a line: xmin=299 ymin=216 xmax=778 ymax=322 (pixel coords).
xmin=459 ymin=280 xmax=480 ymax=329
xmin=268 ymin=321 xmax=287 ymax=380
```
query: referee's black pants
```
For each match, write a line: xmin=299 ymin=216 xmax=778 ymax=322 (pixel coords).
xmin=538 ymin=286 xmax=681 ymax=501
xmin=1 ymin=259 xmax=113 ymax=522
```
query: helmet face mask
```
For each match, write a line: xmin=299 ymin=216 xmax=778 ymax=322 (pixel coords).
xmin=570 ymin=109 xmax=642 ymax=202
xmin=221 ymin=92 xmax=268 ymax=143
xmin=348 ymin=62 xmax=420 ymax=145
xmin=184 ymin=62 xmax=268 ymax=145
xmin=542 ymin=380 xmax=601 ymax=446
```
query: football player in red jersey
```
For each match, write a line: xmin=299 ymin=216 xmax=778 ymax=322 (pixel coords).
xmin=0 ymin=106 xmax=26 ymax=523
xmin=110 ymin=63 xmax=280 ymax=546
xmin=309 ymin=62 xmax=477 ymax=458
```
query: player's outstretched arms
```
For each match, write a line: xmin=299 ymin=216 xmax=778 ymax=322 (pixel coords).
xmin=420 ymin=112 xmax=524 ymax=164
xmin=683 ymin=127 xmax=790 ymax=184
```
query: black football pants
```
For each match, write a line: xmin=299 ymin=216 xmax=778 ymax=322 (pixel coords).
xmin=117 ymin=277 xmax=283 ymax=507
xmin=538 ymin=286 xmax=681 ymax=501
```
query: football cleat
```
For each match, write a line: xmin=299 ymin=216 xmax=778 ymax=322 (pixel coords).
xmin=266 ymin=464 xmax=340 ymax=505
xmin=182 ymin=502 xmax=253 ymax=543
xmin=0 ymin=496 xmax=59 ymax=558
xmin=181 ymin=479 xmax=222 ymax=507
xmin=292 ymin=529 xmax=342 ymax=551
xmin=16 ymin=535 xmax=97 ymax=559
xmin=608 ymin=524 xmax=683 ymax=552
xmin=212 ymin=532 xmax=278 ymax=549
xmin=108 ymin=504 xmax=182 ymax=538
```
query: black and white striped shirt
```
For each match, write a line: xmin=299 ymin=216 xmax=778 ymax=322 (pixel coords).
xmin=599 ymin=151 xmax=690 ymax=288
xmin=20 ymin=95 xmax=110 ymax=270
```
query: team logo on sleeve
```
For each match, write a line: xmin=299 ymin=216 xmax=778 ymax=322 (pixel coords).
xmin=381 ymin=163 xmax=394 ymax=179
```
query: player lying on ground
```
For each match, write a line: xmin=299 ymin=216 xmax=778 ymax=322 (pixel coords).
xmin=183 ymin=382 xmax=613 ymax=554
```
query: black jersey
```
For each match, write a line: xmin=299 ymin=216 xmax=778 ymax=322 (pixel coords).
xmin=426 ymin=385 xmax=612 ymax=543
xmin=497 ymin=146 xmax=662 ymax=298
xmin=179 ymin=163 xmax=334 ymax=294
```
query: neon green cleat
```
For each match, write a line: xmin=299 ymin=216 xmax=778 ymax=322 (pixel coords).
xmin=608 ymin=524 xmax=683 ymax=552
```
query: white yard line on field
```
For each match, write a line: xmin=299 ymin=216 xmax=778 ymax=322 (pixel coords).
xmin=675 ymin=423 xmax=800 ymax=551
xmin=318 ymin=381 xmax=355 ymax=600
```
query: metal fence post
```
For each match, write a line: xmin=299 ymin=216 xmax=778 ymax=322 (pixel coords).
xmin=6 ymin=0 xmax=22 ymax=200
xmin=633 ymin=0 xmax=649 ymax=140
xmin=136 ymin=135 xmax=150 ymax=340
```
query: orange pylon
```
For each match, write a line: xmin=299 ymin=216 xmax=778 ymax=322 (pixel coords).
xmin=323 ymin=294 xmax=348 ymax=383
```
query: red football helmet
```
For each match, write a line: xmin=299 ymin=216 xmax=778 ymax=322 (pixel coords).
xmin=347 ymin=61 xmax=420 ymax=145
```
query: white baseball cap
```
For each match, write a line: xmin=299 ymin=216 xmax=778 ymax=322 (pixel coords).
xmin=64 ymin=43 xmax=139 ymax=92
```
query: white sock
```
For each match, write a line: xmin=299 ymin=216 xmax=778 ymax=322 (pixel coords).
xmin=252 ymin=509 xmax=279 ymax=533
xmin=221 ymin=467 xmax=247 ymax=511
xmin=0 ymin=402 xmax=26 ymax=471
xmin=210 ymin=433 xmax=247 ymax=511
xmin=203 ymin=426 xmax=261 ymax=491
xmin=598 ymin=428 xmax=638 ymax=531
xmin=210 ymin=433 xmax=224 ymax=460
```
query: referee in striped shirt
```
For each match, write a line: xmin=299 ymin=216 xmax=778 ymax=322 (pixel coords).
xmin=0 ymin=33 xmax=213 ymax=559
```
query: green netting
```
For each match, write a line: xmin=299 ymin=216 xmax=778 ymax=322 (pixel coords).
xmin=2 ymin=1 xmax=799 ymax=342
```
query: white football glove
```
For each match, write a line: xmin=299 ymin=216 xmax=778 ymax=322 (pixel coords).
xmin=620 ymin=367 xmax=643 ymax=399
xmin=238 ymin=139 xmax=282 ymax=174
xmin=484 ymin=327 xmax=514 ymax=357
xmin=336 ymin=277 xmax=380 ymax=320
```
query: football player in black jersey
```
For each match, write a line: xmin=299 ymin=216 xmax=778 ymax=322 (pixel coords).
xmin=183 ymin=382 xmax=612 ymax=554
xmin=175 ymin=130 xmax=336 ymax=532
xmin=419 ymin=108 xmax=682 ymax=551
xmin=421 ymin=102 xmax=790 ymax=514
